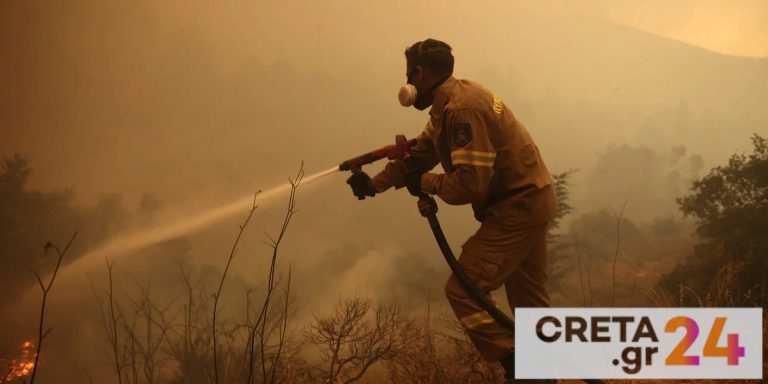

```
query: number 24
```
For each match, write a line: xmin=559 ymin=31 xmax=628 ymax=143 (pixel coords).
xmin=665 ymin=316 xmax=745 ymax=366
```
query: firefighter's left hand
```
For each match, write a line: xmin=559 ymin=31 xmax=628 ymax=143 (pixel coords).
xmin=346 ymin=172 xmax=377 ymax=200
xmin=417 ymin=195 xmax=438 ymax=217
xmin=405 ymin=169 xmax=424 ymax=196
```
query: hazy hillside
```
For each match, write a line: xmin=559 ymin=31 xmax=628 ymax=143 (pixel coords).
xmin=2 ymin=3 xmax=764 ymax=214
xmin=486 ymin=11 xmax=768 ymax=158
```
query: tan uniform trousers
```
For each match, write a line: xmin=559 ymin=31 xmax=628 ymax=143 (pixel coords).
xmin=445 ymin=186 xmax=555 ymax=362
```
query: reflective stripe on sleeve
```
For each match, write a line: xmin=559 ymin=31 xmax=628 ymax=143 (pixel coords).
xmin=460 ymin=311 xmax=496 ymax=330
xmin=451 ymin=149 xmax=496 ymax=167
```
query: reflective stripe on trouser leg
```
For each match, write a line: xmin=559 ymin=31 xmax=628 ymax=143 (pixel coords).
xmin=445 ymin=220 xmax=551 ymax=362
xmin=446 ymin=271 xmax=514 ymax=362
xmin=460 ymin=310 xmax=495 ymax=330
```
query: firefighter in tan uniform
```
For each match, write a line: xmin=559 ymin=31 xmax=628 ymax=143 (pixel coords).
xmin=347 ymin=39 xmax=556 ymax=382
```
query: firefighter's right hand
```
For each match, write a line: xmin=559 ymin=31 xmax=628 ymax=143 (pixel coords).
xmin=346 ymin=172 xmax=377 ymax=200
xmin=417 ymin=195 xmax=438 ymax=217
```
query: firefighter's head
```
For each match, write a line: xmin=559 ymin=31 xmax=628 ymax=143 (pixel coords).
xmin=398 ymin=38 xmax=454 ymax=110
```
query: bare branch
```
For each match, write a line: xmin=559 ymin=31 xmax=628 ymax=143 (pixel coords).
xmin=249 ymin=162 xmax=304 ymax=384
xmin=573 ymin=236 xmax=587 ymax=307
xmin=609 ymin=201 xmax=627 ymax=306
xmin=213 ymin=192 xmax=259 ymax=384
xmin=29 ymin=231 xmax=77 ymax=384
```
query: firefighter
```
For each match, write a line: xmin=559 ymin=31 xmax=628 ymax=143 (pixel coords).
xmin=347 ymin=38 xmax=557 ymax=383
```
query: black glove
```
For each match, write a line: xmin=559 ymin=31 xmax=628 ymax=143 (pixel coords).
xmin=417 ymin=195 xmax=438 ymax=217
xmin=405 ymin=169 xmax=424 ymax=196
xmin=346 ymin=172 xmax=377 ymax=200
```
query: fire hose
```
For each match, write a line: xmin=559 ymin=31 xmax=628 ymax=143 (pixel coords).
xmin=413 ymin=194 xmax=602 ymax=384
xmin=340 ymin=136 xmax=603 ymax=384
xmin=414 ymin=192 xmax=518 ymax=330
xmin=339 ymin=135 xmax=518 ymax=331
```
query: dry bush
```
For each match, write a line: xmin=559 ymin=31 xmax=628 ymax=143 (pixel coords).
xmin=305 ymin=296 xmax=411 ymax=384
xmin=91 ymin=242 xmax=298 ymax=384
xmin=384 ymin=316 xmax=442 ymax=383
xmin=643 ymin=255 xmax=765 ymax=384
xmin=434 ymin=312 xmax=504 ymax=384
xmin=384 ymin=309 xmax=504 ymax=384
xmin=648 ymin=255 xmax=759 ymax=308
xmin=89 ymin=166 xmax=305 ymax=384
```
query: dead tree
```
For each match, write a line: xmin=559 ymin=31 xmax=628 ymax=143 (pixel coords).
xmin=306 ymin=296 xmax=406 ymax=384
xmin=249 ymin=164 xmax=303 ymax=384
xmin=609 ymin=201 xmax=627 ymax=307
xmin=29 ymin=232 xmax=77 ymax=384
xmin=91 ymin=259 xmax=128 ymax=384
xmin=212 ymin=193 xmax=259 ymax=384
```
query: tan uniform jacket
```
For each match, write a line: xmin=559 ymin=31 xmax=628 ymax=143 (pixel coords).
xmin=373 ymin=76 xmax=555 ymax=222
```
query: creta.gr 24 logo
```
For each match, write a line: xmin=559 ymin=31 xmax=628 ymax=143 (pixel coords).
xmin=515 ymin=308 xmax=762 ymax=380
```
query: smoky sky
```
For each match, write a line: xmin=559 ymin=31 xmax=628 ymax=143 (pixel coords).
xmin=2 ymin=1 xmax=766 ymax=206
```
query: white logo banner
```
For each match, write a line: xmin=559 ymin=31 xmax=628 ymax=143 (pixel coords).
xmin=515 ymin=308 xmax=762 ymax=379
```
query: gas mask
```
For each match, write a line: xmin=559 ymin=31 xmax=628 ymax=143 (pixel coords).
xmin=397 ymin=74 xmax=449 ymax=110
xmin=398 ymin=41 xmax=450 ymax=110
xmin=398 ymin=41 xmax=433 ymax=110
xmin=398 ymin=70 xmax=420 ymax=108
xmin=397 ymin=82 xmax=418 ymax=108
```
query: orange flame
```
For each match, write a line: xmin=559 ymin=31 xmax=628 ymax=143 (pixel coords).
xmin=1 ymin=341 xmax=37 ymax=382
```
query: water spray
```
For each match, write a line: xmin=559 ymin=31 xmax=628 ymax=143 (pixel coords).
xmin=62 ymin=166 xmax=339 ymax=272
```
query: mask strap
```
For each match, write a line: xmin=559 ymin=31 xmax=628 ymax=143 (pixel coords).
xmin=409 ymin=42 xmax=450 ymax=83
xmin=426 ymin=75 xmax=451 ymax=96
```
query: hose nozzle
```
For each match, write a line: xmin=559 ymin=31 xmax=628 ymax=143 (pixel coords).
xmin=339 ymin=136 xmax=416 ymax=173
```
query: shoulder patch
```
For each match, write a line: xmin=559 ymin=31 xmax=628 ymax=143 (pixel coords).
xmin=451 ymin=123 xmax=472 ymax=147
xmin=492 ymin=94 xmax=503 ymax=115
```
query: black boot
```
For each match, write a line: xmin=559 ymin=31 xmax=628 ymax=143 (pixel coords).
xmin=498 ymin=351 xmax=556 ymax=383
xmin=499 ymin=352 xmax=515 ymax=383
